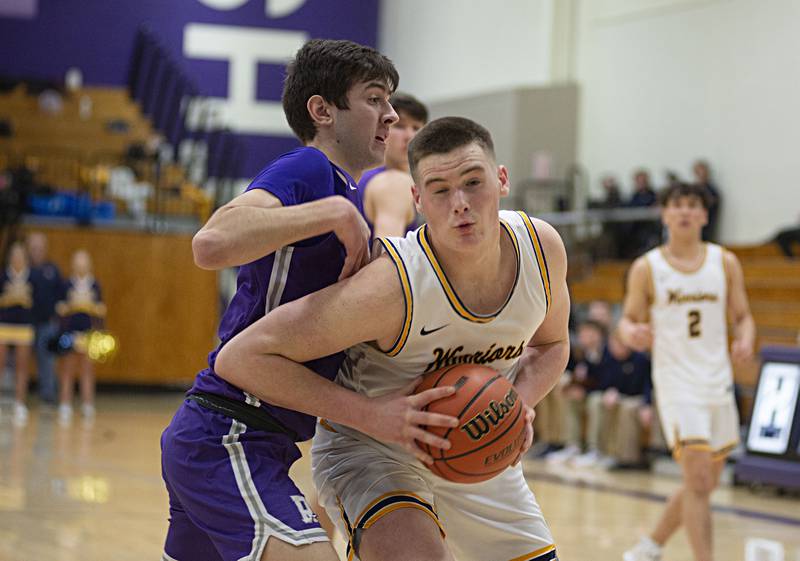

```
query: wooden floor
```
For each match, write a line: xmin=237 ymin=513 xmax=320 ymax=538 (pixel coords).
xmin=1 ymin=394 xmax=798 ymax=561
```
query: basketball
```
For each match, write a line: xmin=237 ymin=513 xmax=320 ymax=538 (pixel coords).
xmin=415 ymin=364 xmax=527 ymax=484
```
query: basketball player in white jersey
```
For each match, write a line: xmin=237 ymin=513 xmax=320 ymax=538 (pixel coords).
xmin=216 ymin=116 xmax=570 ymax=561
xmin=619 ymin=183 xmax=755 ymax=561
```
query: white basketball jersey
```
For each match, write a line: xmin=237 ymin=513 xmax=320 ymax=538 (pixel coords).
xmin=646 ymin=243 xmax=733 ymax=406
xmin=336 ymin=210 xmax=551 ymax=399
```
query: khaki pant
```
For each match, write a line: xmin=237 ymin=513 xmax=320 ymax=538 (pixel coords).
xmin=586 ymin=392 xmax=647 ymax=464
xmin=563 ymin=392 xmax=587 ymax=448
xmin=534 ymin=387 xmax=564 ymax=444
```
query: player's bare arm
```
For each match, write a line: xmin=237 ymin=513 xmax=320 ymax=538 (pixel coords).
xmin=724 ymin=249 xmax=756 ymax=363
xmin=215 ymin=255 xmax=459 ymax=463
xmin=619 ymin=256 xmax=654 ymax=352
xmin=192 ymin=188 xmax=369 ymax=278
xmin=509 ymin=219 xmax=570 ymax=461
xmin=514 ymin=219 xmax=570 ymax=408
xmin=366 ymin=169 xmax=415 ymax=238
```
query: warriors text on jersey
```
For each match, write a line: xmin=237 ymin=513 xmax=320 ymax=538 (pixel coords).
xmin=645 ymin=243 xmax=732 ymax=406
xmin=336 ymin=210 xmax=551 ymax=407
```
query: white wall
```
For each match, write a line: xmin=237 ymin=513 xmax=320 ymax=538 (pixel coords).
xmin=575 ymin=0 xmax=800 ymax=243
xmin=379 ymin=0 xmax=554 ymax=102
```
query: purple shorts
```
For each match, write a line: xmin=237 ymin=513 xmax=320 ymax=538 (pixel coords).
xmin=160 ymin=399 xmax=328 ymax=561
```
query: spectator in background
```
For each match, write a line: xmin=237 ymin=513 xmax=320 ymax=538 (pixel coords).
xmin=547 ymin=319 xmax=607 ymax=464
xmin=598 ymin=175 xmax=623 ymax=208
xmin=27 ymin=232 xmax=63 ymax=405
xmin=0 ymin=242 xmax=35 ymax=426
xmin=629 ymin=169 xmax=658 ymax=207
xmin=624 ymin=169 xmax=661 ymax=258
xmin=56 ymin=249 xmax=106 ymax=425
xmin=590 ymin=176 xmax=625 ymax=258
xmin=664 ymin=170 xmax=682 ymax=190
xmin=572 ymin=331 xmax=653 ymax=469
xmin=773 ymin=214 xmax=800 ymax=258
xmin=692 ymin=160 xmax=721 ymax=242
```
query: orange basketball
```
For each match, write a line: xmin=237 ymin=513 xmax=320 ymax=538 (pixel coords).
xmin=415 ymin=364 xmax=527 ymax=484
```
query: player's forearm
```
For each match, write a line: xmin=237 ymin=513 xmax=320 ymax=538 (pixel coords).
xmin=193 ymin=196 xmax=348 ymax=269
xmin=513 ymin=339 xmax=570 ymax=407
xmin=733 ymin=312 xmax=756 ymax=347
xmin=215 ymin=350 xmax=372 ymax=430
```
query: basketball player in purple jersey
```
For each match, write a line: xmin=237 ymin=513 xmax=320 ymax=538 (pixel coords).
xmin=160 ymin=40 xmax=457 ymax=561
xmin=359 ymin=92 xmax=428 ymax=240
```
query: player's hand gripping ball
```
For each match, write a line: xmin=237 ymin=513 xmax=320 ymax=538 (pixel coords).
xmin=415 ymin=364 xmax=526 ymax=483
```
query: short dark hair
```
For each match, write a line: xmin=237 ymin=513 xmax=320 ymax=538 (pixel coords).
xmin=390 ymin=92 xmax=428 ymax=124
xmin=408 ymin=116 xmax=494 ymax=180
xmin=282 ymin=39 xmax=399 ymax=143
xmin=660 ymin=182 xmax=710 ymax=209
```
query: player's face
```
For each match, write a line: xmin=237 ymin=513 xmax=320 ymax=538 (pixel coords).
xmin=662 ymin=195 xmax=708 ymax=236
xmin=331 ymin=81 xmax=398 ymax=173
xmin=413 ymin=143 xmax=509 ymax=251
xmin=385 ymin=112 xmax=424 ymax=170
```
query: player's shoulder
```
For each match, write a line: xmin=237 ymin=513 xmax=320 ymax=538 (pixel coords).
xmin=251 ymin=146 xmax=332 ymax=186
xmin=505 ymin=211 xmax=566 ymax=257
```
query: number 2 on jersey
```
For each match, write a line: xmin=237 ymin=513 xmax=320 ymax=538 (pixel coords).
xmin=688 ymin=309 xmax=702 ymax=338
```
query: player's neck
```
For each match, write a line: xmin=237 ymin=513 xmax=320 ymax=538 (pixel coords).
xmin=433 ymin=224 xmax=507 ymax=287
xmin=307 ymin=140 xmax=364 ymax=183
xmin=385 ymin=157 xmax=409 ymax=173
xmin=664 ymin=236 xmax=704 ymax=260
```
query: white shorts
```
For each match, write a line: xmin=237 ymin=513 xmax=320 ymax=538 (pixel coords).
xmin=658 ymin=398 xmax=740 ymax=461
xmin=311 ymin=421 xmax=556 ymax=561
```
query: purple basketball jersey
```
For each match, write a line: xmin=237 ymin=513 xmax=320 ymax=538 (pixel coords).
xmin=162 ymin=147 xmax=362 ymax=560
xmin=190 ymin=146 xmax=363 ymax=441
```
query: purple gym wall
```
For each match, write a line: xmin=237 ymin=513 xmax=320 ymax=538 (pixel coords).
xmin=0 ymin=0 xmax=380 ymax=177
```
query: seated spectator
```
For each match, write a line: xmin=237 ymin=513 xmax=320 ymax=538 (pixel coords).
xmin=629 ymin=169 xmax=658 ymax=207
xmin=692 ymin=159 xmax=721 ymax=242
xmin=547 ymin=319 xmax=606 ymax=464
xmin=572 ymin=332 xmax=653 ymax=468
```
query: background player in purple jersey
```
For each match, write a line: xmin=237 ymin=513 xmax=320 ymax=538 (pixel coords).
xmin=159 ymin=39 xmax=457 ymax=561
xmin=359 ymin=92 xmax=428 ymax=240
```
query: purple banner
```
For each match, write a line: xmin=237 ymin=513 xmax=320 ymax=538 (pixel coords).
xmin=0 ymin=0 xmax=380 ymax=176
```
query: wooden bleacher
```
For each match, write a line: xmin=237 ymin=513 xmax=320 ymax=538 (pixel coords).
xmin=0 ymin=84 xmax=209 ymax=221
xmin=569 ymin=244 xmax=800 ymax=415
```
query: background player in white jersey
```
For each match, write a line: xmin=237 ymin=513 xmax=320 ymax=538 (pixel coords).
xmin=619 ymin=183 xmax=755 ymax=561
xmin=216 ymin=117 xmax=571 ymax=561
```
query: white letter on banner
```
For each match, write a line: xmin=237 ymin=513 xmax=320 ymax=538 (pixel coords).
xmin=184 ymin=23 xmax=307 ymax=135
xmin=195 ymin=0 xmax=249 ymax=10
xmin=266 ymin=0 xmax=306 ymax=18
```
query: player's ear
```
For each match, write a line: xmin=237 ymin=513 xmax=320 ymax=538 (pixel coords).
xmin=307 ymin=95 xmax=333 ymax=127
xmin=497 ymin=165 xmax=510 ymax=198
xmin=411 ymin=183 xmax=423 ymax=214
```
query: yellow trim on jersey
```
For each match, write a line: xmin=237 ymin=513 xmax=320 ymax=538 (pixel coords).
xmin=712 ymin=439 xmax=739 ymax=461
xmin=416 ymin=221 xmax=520 ymax=323
xmin=354 ymin=490 xmax=445 ymax=537
xmin=509 ymin=543 xmax=557 ymax=561
xmin=336 ymin=496 xmax=357 ymax=561
xmin=0 ymin=324 xmax=34 ymax=345
xmin=658 ymin=243 xmax=709 ymax=275
xmin=318 ymin=419 xmax=338 ymax=433
xmin=516 ymin=212 xmax=551 ymax=311
xmin=643 ymin=257 xmax=656 ymax=308
xmin=376 ymin=238 xmax=413 ymax=356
